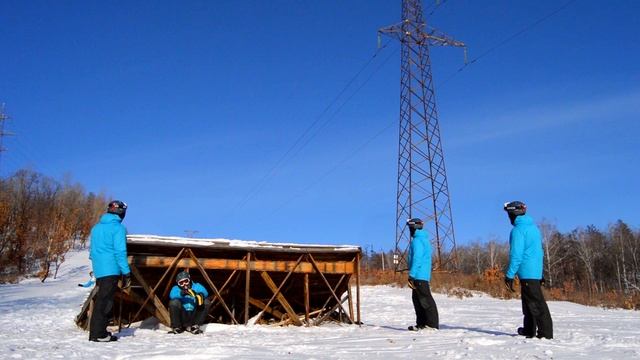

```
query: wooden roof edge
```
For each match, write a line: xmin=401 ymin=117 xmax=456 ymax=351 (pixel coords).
xmin=127 ymin=234 xmax=362 ymax=253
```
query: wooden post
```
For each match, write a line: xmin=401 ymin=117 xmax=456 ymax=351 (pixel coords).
xmin=260 ymin=271 xmax=303 ymax=326
xmin=129 ymin=264 xmax=171 ymax=325
xmin=308 ymin=254 xmax=353 ymax=324
xmin=251 ymin=254 xmax=304 ymax=325
xmin=347 ymin=281 xmax=354 ymax=323
xmin=130 ymin=248 xmax=185 ymax=324
xmin=244 ymin=251 xmax=251 ymax=325
xmin=185 ymin=248 xmax=238 ymax=324
xmin=304 ymin=273 xmax=310 ymax=326
xmin=356 ymin=253 xmax=361 ymax=325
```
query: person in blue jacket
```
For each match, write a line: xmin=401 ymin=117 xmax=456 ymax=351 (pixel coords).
xmin=406 ymin=218 xmax=439 ymax=331
xmin=78 ymin=271 xmax=96 ymax=288
xmin=89 ymin=200 xmax=131 ymax=342
xmin=504 ymin=201 xmax=553 ymax=339
xmin=168 ymin=271 xmax=209 ymax=334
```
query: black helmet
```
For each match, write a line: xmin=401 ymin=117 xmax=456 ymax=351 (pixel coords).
xmin=503 ymin=201 xmax=526 ymax=216
xmin=176 ymin=270 xmax=191 ymax=283
xmin=107 ymin=200 xmax=128 ymax=219
xmin=406 ymin=218 xmax=424 ymax=230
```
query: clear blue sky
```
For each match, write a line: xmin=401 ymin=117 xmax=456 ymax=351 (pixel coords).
xmin=1 ymin=0 xmax=638 ymax=250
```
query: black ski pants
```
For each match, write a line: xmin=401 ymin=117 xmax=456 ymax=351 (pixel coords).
xmin=169 ymin=299 xmax=210 ymax=328
xmin=89 ymin=275 xmax=119 ymax=339
xmin=411 ymin=279 xmax=439 ymax=329
xmin=520 ymin=279 xmax=553 ymax=339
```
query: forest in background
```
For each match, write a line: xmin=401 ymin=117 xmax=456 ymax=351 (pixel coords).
xmin=0 ymin=169 xmax=106 ymax=283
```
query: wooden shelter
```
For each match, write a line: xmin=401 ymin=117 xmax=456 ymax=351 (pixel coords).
xmin=76 ymin=235 xmax=362 ymax=329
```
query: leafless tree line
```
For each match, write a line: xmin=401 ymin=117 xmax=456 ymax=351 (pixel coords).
xmin=362 ymin=219 xmax=639 ymax=297
xmin=0 ymin=169 xmax=107 ymax=282
xmin=455 ymin=220 xmax=640 ymax=296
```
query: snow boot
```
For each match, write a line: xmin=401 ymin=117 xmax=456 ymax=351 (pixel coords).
xmin=89 ymin=332 xmax=118 ymax=342
xmin=408 ymin=325 xmax=425 ymax=331
xmin=168 ymin=327 xmax=184 ymax=334
xmin=187 ymin=325 xmax=203 ymax=334
xmin=517 ymin=327 xmax=534 ymax=338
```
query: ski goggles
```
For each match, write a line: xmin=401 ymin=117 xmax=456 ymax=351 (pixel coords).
xmin=178 ymin=278 xmax=190 ymax=286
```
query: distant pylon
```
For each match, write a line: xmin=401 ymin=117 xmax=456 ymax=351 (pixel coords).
xmin=0 ymin=103 xmax=13 ymax=174
xmin=379 ymin=0 xmax=466 ymax=271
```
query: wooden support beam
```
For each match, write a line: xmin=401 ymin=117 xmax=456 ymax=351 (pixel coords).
xmin=304 ymin=273 xmax=310 ymax=326
xmin=247 ymin=297 xmax=285 ymax=320
xmin=314 ymin=296 xmax=348 ymax=326
xmin=130 ymin=248 xmax=185 ymax=325
xmin=260 ymin=271 xmax=303 ymax=326
xmin=251 ymin=255 xmax=304 ymax=326
xmin=356 ymin=254 xmax=361 ymax=325
xmin=185 ymin=248 xmax=238 ymax=324
xmin=129 ymin=263 xmax=171 ymax=326
xmin=244 ymin=252 xmax=251 ymax=325
xmin=308 ymin=254 xmax=354 ymax=324
xmin=130 ymin=255 xmax=355 ymax=274
xmin=115 ymin=290 xmax=161 ymax=325
xmin=318 ymin=274 xmax=346 ymax=317
xmin=347 ymin=281 xmax=354 ymax=323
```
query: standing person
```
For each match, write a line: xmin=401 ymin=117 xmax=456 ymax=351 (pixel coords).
xmin=503 ymin=201 xmax=553 ymax=339
xmin=168 ymin=271 xmax=209 ymax=334
xmin=89 ymin=200 xmax=131 ymax=342
xmin=406 ymin=218 xmax=439 ymax=331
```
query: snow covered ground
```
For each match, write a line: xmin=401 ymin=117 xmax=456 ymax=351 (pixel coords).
xmin=1 ymin=250 xmax=639 ymax=359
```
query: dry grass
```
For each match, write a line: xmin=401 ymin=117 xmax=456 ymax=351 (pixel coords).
xmin=358 ymin=269 xmax=639 ymax=310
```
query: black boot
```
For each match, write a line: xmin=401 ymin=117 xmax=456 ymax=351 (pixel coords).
xmin=517 ymin=327 xmax=534 ymax=338
xmin=89 ymin=332 xmax=118 ymax=342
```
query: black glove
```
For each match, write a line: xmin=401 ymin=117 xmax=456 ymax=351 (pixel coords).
xmin=77 ymin=284 xmax=83 ymax=287
xmin=407 ymin=278 xmax=416 ymax=290
xmin=504 ymin=277 xmax=515 ymax=292
xmin=121 ymin=273 xmax=132 ymax=289
xmin=540 ymin=277 xmax=546 ymax=286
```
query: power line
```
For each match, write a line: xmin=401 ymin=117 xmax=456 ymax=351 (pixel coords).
xmin=262 ymin=118 xmax=396 ymax=219
xmin=234 ymin=39 xmax=394 ymax=211
xmin=257 ymin=0 xmax=579 ymax=217
xmin=439 ymin=0 xmax=579 ymax=87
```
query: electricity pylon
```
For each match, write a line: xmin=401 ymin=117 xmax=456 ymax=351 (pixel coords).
xmin=0 ymin=103 xmax=13 ymax=174
xmin=379 ymin=0 xmax=466 ymax=271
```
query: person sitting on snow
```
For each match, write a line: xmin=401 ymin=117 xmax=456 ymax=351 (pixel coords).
xmin=168 ymin=271 xmax=209 ymax=334
xmin=78 ymin=271 xmax=96 ymax=288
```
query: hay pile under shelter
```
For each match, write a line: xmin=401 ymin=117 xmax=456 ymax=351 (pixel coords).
xmin=76 ymin=235 xmax=362 ymax=329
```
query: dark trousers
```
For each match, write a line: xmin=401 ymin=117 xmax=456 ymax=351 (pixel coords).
xmin=169 ymin=299 xmax=209 ymax=328
xmin=89 ymin=275 xmax=119 ymax=339
xmin=520 ymin=280 xmax=553 ymax=339
xmin=411 ymin=280 xmax=439 ymax=329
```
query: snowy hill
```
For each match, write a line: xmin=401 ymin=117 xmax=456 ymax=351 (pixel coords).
xmin=1 ymin=250 xmax=639 ymax=359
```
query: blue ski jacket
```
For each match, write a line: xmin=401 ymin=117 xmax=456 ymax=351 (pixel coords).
xmin=89 ymin=213 xmax=130 ymax=279
xmin=506 ymin=214 xmax=544 ymax=280
xmin=170 ymin=282 xmax=209 ymax=312
xmin=408 ymin=229 xmax=432 ymax=281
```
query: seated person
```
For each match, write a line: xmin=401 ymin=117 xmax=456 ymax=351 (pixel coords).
xmin=168 ymin=271 xmax=209 ymax=334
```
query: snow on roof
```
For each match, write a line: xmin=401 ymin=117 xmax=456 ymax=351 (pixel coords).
xmin=127 ymin=234 xmax=361 ymax=253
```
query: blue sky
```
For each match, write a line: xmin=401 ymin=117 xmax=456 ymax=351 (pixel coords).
xmin=1 ymin=0 xmax=638 ymax=250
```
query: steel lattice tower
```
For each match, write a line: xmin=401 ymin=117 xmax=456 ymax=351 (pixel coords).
xmin=379 ymin=0 xmax=466 ymax=271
